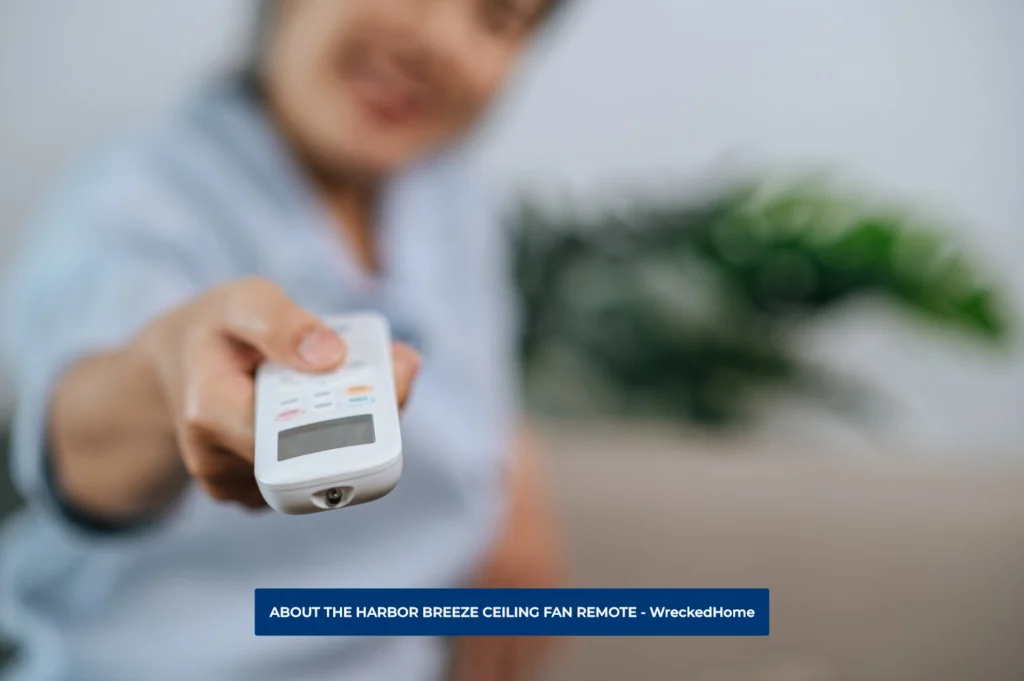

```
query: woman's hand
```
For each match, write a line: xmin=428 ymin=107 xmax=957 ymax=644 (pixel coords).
xmin=450 ymin=426 xmax=569 ymax=681
xmin=50 ymin=277 xmax=419 ymax=519
xmin=135 ymin=277 xmax=421 ymax=509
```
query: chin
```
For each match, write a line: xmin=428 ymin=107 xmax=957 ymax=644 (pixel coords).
xmin=323 ymin=121 xmax=430 ymax=173
xmin=350 ymin=143 xmax=431 ymax=178
xmin=353 ymin=142 xmax=414 ymax=174
xmin=282 ymin=116 xmax=416 ymax=181
xmin=302 ymin=137 xmax=406 ymax=181
xmin=339 ymin=114 xmax=442 ymax=176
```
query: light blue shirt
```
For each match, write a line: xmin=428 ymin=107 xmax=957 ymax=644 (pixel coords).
xmin=0 ymin=83 xmax=519 ymax=681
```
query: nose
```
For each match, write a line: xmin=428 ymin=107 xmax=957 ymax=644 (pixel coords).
xmin=399 ymin=0 xmax=482 ymax=70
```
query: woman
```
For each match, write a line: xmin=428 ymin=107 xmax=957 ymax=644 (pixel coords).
xmin=0 ymin=1 xmax=566 ymax=680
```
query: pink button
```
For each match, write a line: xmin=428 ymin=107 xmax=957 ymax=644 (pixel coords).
xmin=276 ymin=408 xmax=304 ymax=422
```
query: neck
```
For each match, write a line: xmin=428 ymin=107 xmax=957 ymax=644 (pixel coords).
xmin=262 ymin=89 xmax=386 ymax=274
xmin=315 ymin=169 xmax=383 ymax=275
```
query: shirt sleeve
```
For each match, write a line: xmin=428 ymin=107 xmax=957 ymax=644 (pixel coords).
xmin=2 ymin=169 xmax=211 ymax=537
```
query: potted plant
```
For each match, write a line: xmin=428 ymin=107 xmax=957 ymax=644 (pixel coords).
xmin=511 ymin=177 xmax=1012 ymax=427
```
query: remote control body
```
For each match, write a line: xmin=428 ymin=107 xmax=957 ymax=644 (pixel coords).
xmin=254 ymin=312 xmax=402 ymax=514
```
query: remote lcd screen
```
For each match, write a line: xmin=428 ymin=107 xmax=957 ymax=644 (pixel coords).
xmin=278 ymin=414 xmax=375 ymax=461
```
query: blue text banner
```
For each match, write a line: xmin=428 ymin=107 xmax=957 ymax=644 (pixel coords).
xmin=255 ymin=588 xmax=770 ymax=636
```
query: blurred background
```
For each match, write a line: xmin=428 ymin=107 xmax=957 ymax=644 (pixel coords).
xmin=1 ymin=1 xmax=1022 ymax=679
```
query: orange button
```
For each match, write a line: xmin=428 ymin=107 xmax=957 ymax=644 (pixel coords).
xmin=346 ymin=385 xmax=374 ymax=396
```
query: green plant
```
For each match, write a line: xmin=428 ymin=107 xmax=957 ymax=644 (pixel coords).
xmin=511 ymin=178 xmax=1012 ymax=426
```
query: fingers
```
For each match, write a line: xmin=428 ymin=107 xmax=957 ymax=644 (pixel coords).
xmin=211 ymin=277 xmax=347 ymax=372
xmin=392 ymin=342 xmax=421 ymax=409
xmin=182 ymin=436 xmax=267 ymax=511
xmin=174 ymin=335 xmax=264 ymax=509
xmin=180 ymin=367 xmax=255 ymax=461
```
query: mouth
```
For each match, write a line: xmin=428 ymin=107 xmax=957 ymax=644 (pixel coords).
xmin=345 ymin=52 xmax=428 ymax=127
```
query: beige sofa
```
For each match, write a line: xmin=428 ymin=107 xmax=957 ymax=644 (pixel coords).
xmin=539 ymin=425 xmax=1024 ymax=681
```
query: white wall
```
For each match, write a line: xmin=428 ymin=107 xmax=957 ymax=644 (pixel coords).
xmin=1 ymin=0 xmax=1021 ymax=454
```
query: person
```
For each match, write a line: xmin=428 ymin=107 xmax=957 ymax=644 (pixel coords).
xmin=0 ymin=1 xmax=568 ymax=680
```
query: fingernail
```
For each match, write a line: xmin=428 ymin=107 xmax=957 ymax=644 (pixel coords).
xmin=298 ymin=328 xmax=346 ymax=367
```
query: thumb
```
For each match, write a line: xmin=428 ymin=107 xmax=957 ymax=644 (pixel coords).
xmin=215 ymin=278 xmax=347 ymax=372
xmin=294 ymin=325 xmax=348 ymax=370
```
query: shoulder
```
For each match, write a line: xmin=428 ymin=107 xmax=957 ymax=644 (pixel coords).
xmin=11 ymin=91 xmax=256 ymax=270
xmin=28 ymin=134 xmax=162 ymax=237
xmin=21 ymin=125 xmax=185 ymax=243
xmin=1 ymin=97 xmax=249 ymax=326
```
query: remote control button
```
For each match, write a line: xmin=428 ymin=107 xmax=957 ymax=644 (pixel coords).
xmin=278 ymin=396 xmax=302 ymax=409
xmin=279 ymin=375 xmax=303 ymax=386
xmin=275 ymin=408 xmax=304 ymax=422
xmin=346 ymin=395 xmax=375 ymax=407
xmin=346 ymin=385 xmax=373 ymax=396
xmin=312 ymin=401 xmax=335 ymax=412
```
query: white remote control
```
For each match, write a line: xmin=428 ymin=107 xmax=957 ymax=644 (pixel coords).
xmin=254 ymin=312 xmax=402 ymax=514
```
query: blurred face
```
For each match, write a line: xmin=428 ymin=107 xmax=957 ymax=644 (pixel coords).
xmin=264 ymin=0 xmax=550 ymax=179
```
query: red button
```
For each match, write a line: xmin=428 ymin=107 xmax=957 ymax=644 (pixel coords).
xmin=276 ymin=408 xmax=304 ymax=422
